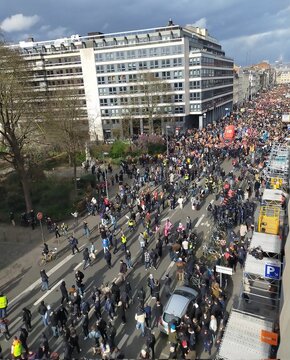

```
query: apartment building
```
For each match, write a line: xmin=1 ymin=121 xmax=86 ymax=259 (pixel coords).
xmin=11 ymin=21 xmax=233 ymax=141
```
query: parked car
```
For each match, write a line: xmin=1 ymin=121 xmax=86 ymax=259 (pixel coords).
xmin=159 ymin=286 xmax=198 ymax=334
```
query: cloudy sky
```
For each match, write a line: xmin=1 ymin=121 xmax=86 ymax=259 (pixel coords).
xmin=0 ymin=0 xmax=290 ymax=65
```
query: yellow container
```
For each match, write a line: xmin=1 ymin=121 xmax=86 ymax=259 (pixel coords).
xmin=258 ymin=206 xmax=280 ymax=235
xmin=270 ymin=177 xmax=283 ymax=189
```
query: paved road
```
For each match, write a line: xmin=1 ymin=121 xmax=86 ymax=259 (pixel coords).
xmin=0 ymin=159 xmax=237 ymax=359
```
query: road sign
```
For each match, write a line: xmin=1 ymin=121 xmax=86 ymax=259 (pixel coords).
xmin=37 ymin=212 xmax=43 ymax=220
xmin=216 ymin=265 xmax=233 ymax=276
xmin=264 ymin=263 xmax=280 ymax=280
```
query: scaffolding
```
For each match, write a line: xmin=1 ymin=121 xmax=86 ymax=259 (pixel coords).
xmin=258 ymin=206 xmax=280 ymax=235
xmin=243 ymin=256 xmax=281 ymax=308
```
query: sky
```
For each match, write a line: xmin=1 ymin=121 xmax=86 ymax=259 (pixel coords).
xmin=0 ymin=0 xmax=290 ymax=65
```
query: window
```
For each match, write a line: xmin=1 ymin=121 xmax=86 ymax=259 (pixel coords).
xmin=128 ymin=74 xmax=137 ymax=82
xmin=119 ymin=86 xmax=127 ymax=93
xmin=127 ymin=62 xmax=137 ymax=71
xmin=101 ymin=109 xmax=109 ymax=116
xmin=162 ymin=71 xmax=171 ymax=79
xmin=106 ymin=64 xmax=115 ymax=73
xmin=108 ymin=87 xmax=117 ymax=95
xmin=111 ymin=109 xmax=119 ymax=116
xmin=138 ymin=49 xmax=147 ymax=57
xmin=173 ymin=58 xmax=182 ymax=67
xmin=117 ymin=75 xmax=126 ymax=83
xmin=97 ymin=76 xmax=105 ymax=84
xmin=95 ymin=53 xmax=104 ymax=62
xmin=174 ymin=82 xmax=183 ymax=90
xmin=149 ymin=48 xmax=158 ymax=57
xmin=99 ymin=88 xmax=108 ymax=95
xmin=116 ymin=51 xmax=125 ymax=60
xmin=150 ymin=60 xmax=159 ymax=69
xmin=139 ymin=61 xmax=148 ymax=70
xmin=161 ymin=47 xmax=171 ymax=56
xmin=105 ymin=52 xmax=114 ymax=61
xmin=161 ymin=59 xmax=171 ymax=68
xmin=107 ymin=76 xmax=116 ymax=84
xmin=190 ymin=103 xmax=201 ymax=111
xmin=96 ymin=65 xmax=104 ymax=73
xmin=189 ymin=69 xmax=200 ymax=77
xmin=174 ymin=106 xmax=184 ymax=114
xmin=120 ymin=98 xmax=128 ymax=105
xmin=100 ymin=99 xmax=108 ymax=106
xmin=174 ymin=94 xmax=183 ymax=102
xmin=173 ymin=70 xmax=183 ymax=79
xmin=109 ymin=98 xmax=118 ymax=106
xmin=127 ymin=50 xmax=136 ymax=59
xmin=117 ymin=63 xmax=126 ymax=72
xmin=190 ymin=92 xmax=201 ymax=100
xmin=189 ymin=81 xmax=200 ymax=89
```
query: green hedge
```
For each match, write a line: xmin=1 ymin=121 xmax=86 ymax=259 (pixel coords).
xmin=109 ymin=140 xmax=129 ymax=159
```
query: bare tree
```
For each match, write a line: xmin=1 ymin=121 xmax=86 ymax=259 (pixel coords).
xmin=43 ymin=88 xmax=89 ymax=196
xmin=0 ymin=42 xmax=43 ymax=211
xmin=120 ymin=72 xmax=173 ymax=136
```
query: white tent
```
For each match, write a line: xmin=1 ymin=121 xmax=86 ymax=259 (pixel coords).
xmin=250 ymin=231 xmax=281 ymax=256
xmin=218 ymin=310 xmax=272 ymax=360
xmin=262 ymin=189 xmax=288 ymax=204
xmin=244 ymin=256 xmax=281 ymax=277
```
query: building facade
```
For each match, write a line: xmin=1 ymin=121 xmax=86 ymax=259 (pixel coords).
xmin=11 ymin=22 xmax=233 ymax=140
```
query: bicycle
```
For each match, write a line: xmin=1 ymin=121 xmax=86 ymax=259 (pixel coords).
xmin=38 ymin=248 xmax=58 ymax=266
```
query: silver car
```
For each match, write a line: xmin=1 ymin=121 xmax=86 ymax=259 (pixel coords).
xmin=159 ymin=286 xmax=198 ymax=334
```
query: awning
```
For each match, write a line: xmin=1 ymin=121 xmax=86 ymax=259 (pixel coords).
xmin=250 ymin=232 xmax=281 ymax=255
xmin=218 ymin=310 xmax=272 ymax=360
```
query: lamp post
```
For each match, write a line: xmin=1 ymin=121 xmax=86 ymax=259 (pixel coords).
xmin=103 ymin=152 xmax=109 ymax=200
xmin=203 ymin=112 xmax=207 ymax=127
xmin=166 ymin=125 xmax=171 ymax=157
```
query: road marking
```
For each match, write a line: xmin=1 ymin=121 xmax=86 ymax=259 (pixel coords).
xmin=74 ymin=262 xmax=83 ymax=271
xmin=10 ymin=245 xmax=86 ymax=306
xmin=118 ymin=334 xmax=129 ymax=348
xmin=161 ymin=261 xmax=175 ymax=280
xmin=210 ymin=199 xmax=214 ymax=204
xmin=33 ymin=279 xmax=64 ymax=306
xmin=194 ymin=214 xmax=205 ymax=228
xmin=8 ymin=316 xmax=21 ymax=329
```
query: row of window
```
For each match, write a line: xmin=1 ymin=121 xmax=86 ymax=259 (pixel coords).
xmin=189 ymin=69 xmax=233 ymax=78
xmin=46 ymin=68 xmax=82 ymax=76
xmin=44 ymin=56 xmax=81 ymax=66
xmin=95 ymin=45 xmax=183 ymax=62
xmin=99 ymin=94 xmax=184 ymax=107
xmin=96 ymin=57 xmax=183 ymax=73
xmin=101 ymin=105 xmax=184 ymax=117
xmin=189 ymin=56 xmax=232 ymax=68
xmin=46 ymin=79 xmax=84 ymax=86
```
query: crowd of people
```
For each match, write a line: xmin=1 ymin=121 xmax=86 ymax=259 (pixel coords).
xmin=0 ymin=84 xmax=289 ymax=359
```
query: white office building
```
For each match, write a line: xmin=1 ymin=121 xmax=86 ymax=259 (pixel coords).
xmin=11 ymin=21 xmax=233 ymax=141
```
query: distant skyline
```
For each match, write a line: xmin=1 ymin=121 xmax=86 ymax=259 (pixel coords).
xmin=1 ymin=0 xmax=290 ymax=65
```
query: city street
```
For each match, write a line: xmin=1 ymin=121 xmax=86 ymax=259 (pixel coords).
xmin=0 ymin=158 xmax=237 ymax=359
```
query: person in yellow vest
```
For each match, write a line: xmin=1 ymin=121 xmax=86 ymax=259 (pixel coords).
xmin=11 ymin=336 xmax=22 ymax=359
xmin=121 ymin=233 xmax=127 ymax=251
xmin=0 ymin=293 xmax=8 ymax=318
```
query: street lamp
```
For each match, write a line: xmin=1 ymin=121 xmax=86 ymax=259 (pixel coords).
xmin=166 ymin=125 xmax=171 ymax=157
xmin=103 ymin=152 xmax=109 ymax=200
xmin=203 ymin=113 xmax=207 ymax=127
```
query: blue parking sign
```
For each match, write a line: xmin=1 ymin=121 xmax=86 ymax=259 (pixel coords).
xmin=264 ymin=264 xmax=281 ymax=280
